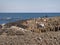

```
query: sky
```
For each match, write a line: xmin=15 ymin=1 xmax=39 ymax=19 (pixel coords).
xmin=0 ymin=0 xmax=60 ymax=13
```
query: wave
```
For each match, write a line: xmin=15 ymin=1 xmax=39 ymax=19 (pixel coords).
xmin=0 ymin=17 xmax=21 ymax=20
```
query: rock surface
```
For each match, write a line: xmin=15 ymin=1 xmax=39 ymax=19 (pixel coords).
xmin=0 ymin=30 xmax=60 ymax=45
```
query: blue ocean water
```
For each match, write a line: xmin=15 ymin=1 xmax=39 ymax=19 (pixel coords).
xmin=0 ymin=13 xmax=60 ymax=24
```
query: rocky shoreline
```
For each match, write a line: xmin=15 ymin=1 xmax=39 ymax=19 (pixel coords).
xmin=1 ymin=16 xmax=60 ymax=32
xmin=0 ymin=16 xmax=60 ymax=45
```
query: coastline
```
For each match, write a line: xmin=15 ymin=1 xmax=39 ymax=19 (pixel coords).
xmin=0 ymin=16 xmax=60 ymax=45
xmin=2 ymin=16 xmax=60 ymax=32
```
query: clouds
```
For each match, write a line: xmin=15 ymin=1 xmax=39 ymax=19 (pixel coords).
xmin=0 ymin=0 xmax=60 ymax=12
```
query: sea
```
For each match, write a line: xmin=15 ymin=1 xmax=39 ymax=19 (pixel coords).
xmin=0 ymin=13 xmax=60 ymax=24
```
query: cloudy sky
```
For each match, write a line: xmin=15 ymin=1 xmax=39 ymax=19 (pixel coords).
xmin=0 ymin=0 xmax=60 ymax=13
